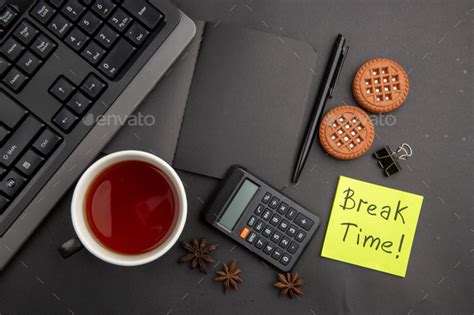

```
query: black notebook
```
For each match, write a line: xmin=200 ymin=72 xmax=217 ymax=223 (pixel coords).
xmin=106 ymin=22 xmax=319 ymax=188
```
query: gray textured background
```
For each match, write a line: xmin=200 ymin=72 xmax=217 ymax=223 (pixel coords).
xmin=0 ymin=0 xmax=472 ymax=314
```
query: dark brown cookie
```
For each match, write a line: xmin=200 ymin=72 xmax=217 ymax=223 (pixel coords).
xmin=319 ymin=106 xmax=375 ymax=160
xmin=353 ymin=58 xmax=409 ymax=113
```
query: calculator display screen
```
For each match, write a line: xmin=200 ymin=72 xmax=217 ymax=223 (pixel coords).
xmin=218 ymin=179 xmax=259 ymax=231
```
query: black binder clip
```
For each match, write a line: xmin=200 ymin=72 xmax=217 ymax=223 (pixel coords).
xmin=373 ymin=143 xmax=413 ymax=177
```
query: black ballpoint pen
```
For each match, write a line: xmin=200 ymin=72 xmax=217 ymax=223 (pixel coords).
xmin=292 ymin=34 xmax=349 ymax=183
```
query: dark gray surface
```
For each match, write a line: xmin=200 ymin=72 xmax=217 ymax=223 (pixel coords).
xmin=0 ymin=1 xmax=473 ymax=314
xmin=173 ymin=23 xmax=317 ymax=187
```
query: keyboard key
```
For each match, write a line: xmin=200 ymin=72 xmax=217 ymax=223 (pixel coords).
xmin=261 ymin=192 xmax=272 ymax=204
xmin=66 ymin=91 xmax=92 ymax=114
xmin=0 ymin=126 xmax=10 ymax=144
xmin=269 ymin=196 xmax=280 ymax=209
xmin=262 ymin=225 xmax=273 ymax=238
xmin=269 ymin=213 xmax=281 ymax=226
xmin=17 ymin=52 xmax=43 ymax=76
xmin=285 ymin=207 xmax=297 ymax=220
xmin=278 ymin=219 xmax=289 ymax=232
xmin=3 ymin=68 xmax=28 ymax=92
xmin=13 ymin=21 xmax=39 ymax=45
xmin=31 ymin=2 xmax=56 ymax=25
xmin=294 ymin=213 xmax=314 ymax=231
xmin=122 ymin=0 xmax=163 ymax=30
xmin=80 ymin=73 xmax=106 ymax=99
xmin=255 ymin=238 xmax=265 ymax=249
xmin=50 ymin=76 xmax=76 ymax=102
xmin=271 ymin=247 xmax=283 ymax=260
xmin=80 ymin=0 xmax=93 ymax=6
xmin=254 ymin=220 xmax=264 ymax=233
xmin=92 ymin=0 xmax=116 ymax=18
xmin=280 ymin=253 xmax=292 ymax=266
xmin=280 ymin=236 xmax=290 ymax=249
xmin=95 ymin=24 xmax=119 ymax=48
xmin=246 ymin=231 xmax=257 ymax=244
xmin=62 ymin=0 xmax=86 ymax=22
xmin=0 ymin=92 xmax=26 ymax=129
xmin=0 ymin=166 xmax=6 ymax=178
xmin=1 ymin=170 xmax=26 ymax=198
xmin=0 ymin=6 xmax=18 ymax=30
xmin=53 ymin=107 xmax=78 ymax=132
xmin=263 ymin=243 xmax=274 ymax=255
xmin=33 ymin=129 xmax=62 ymax=156
xmin=15 ymin=149 xmax=44 ymax=177
xmin=0 ymin=195 xmax=9 ymax=215
xmin=247 ymin=215 xmax=257 ymax=227
xmin=109 ymin=8 xmax=133 ymax=33
xmin=254 ymin=204 xmax=264 ymax=215
xmin=50 ymin=0 xmax=66 ymax=8
xmin=261 ymin=208 xmax=272 ymax=221
xmin=0 ymin=116 xmax=42 ymax=167
xmin=65 ymin=27 xmax=89 ymax=52
xmin=288 ymin=241 xmax=299 ymax=254
xmin=295 ymin=230 xmax=306 ymax=242
xmin=270 ymin=230 xmax=282 ymax=243
xmin=276 ymin=202 xmax=289 ymax=215
xmin=239 ymin=226 xmax=250 ymax=239
xmin=125 ymin=22 xmax=149 ymax=46
xmin=286 ymin=224 xmax=297 ymax=237
xmin=81 ymin=41 xmax=105 ymax=65
xmin=99 ymin=38 xmax=136 ymax=78
xmin=1 ymin=38 xmax=26 ymax=62
xmin=31 ymin=35 xmax=57 ymax=59
xmin=0 ymin=56 xmax=11 ymax=76
xmin=48 ymin=14 xmax=73 ymax=38
xmin=78 ymin=11 xmax=102 ymax=35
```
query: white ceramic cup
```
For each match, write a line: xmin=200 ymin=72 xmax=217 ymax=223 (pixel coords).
xmin=67 ymin=150 xmax=187 ymax=266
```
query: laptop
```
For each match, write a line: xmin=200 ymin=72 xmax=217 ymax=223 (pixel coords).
xmin=0 ymin=0 xmax=195 ymax=270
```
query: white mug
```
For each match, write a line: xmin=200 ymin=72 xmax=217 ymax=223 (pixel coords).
xmin=60 ymin=150 xmax=187 ymax=266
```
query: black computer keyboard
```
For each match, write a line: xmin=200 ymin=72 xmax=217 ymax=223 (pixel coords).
xmin=0 ymin=0 xmax=184 ymax=237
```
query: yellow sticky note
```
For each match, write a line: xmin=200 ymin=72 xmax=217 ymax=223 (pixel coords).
xmin=321 ymin=176 xmax=423 ymax=277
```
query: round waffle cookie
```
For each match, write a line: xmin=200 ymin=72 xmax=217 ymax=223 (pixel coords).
xmin=353 ymin=58 xmax=409 ymax=113
xmin=319 ymin=106 xmax=375 ymax=160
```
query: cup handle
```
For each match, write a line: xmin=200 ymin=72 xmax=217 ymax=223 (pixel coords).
xmin=59 ymin=236 xmax=84 ymax=258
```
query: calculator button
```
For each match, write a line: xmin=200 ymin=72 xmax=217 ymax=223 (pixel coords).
xmin=239 ymin=227 xmax=250 ymax=239
xmin=280 ymin=253 xmax=292 ymax=266
xmin=261 ymin=209 xmax=272 ymax=221
xmin=278 ymin=219 xmax=290 ymax=232
xmin=286 ymin=225 xmax=298 ymax=237
xmin=288 ymin=241 xmax=299 ymax=254
xmin=295 ymin=230 xmax=306 ymax=242
xmin=271 ymin=248 xmax=283 ymax=260
xmin=247 ymin=216 xmax=257 ymax=227
xmin=280 ymin=236 xmax=290 ymax=249
xmin=262 ymin=225 xmax=273 ymax=238
xmin=255 ymin=238 xmax=265 ymax=249
xmin=269 ymin=213 xmax=281 ymax=226
xmin=285 ymin=207 xmax=297 ymax=220
xmin=261 ymin=192 xmax=272 ymax=204
xmin=254 ymin=220 xmax=264 ymax=233
xmin=263 ymin=243 xmax=275 ymax=255
xmin=269 ymin=197 xmax=280 ymax=209
xmin=246 ymin=231 xmax=257 ymax=244
xmin=294 ymin=213 xmax=314 ymax=231
xmin=276 ymin=202 xmax=289 ymax=215
xmin=270 ymin=230 xmax=282 ymax=243
xmin=254 ymin=204 xmax=264 ymax=215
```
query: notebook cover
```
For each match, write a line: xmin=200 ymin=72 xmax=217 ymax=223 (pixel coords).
xmin=173 ymin=23 xmax=319 ymax=187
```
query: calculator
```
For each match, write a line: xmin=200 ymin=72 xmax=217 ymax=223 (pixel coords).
xmin=204 ymin=166 xmax=320 ymax=271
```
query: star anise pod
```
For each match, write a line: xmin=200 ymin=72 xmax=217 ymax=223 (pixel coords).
xmin=214 ymin=259 xmax=242 ymax=294
xmin=180 ymin=239 xmax=218 ymax=273
xmin=273 ymin=272 xmax=304 ymax=298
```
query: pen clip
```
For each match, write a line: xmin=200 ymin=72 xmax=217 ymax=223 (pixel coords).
xmin=329 ymin=45 xmax=349 ymax=98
